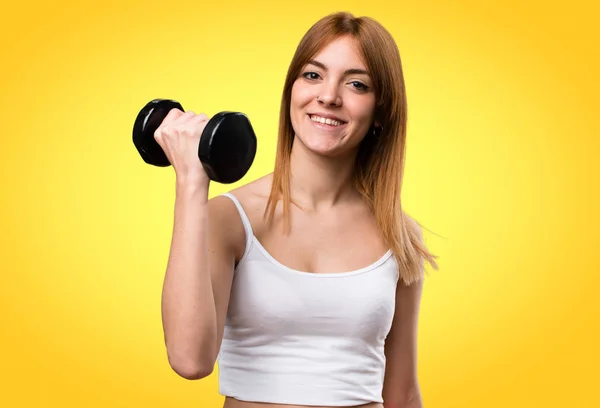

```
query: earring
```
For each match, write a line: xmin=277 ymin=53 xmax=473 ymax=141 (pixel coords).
xmin=372 ymin=125 xmax=383 ymax=137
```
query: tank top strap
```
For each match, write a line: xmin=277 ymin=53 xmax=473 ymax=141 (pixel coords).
xmin=220 ymin=192 xmax=254 ymax=252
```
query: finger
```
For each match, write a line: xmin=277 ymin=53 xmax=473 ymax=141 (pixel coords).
xmin=158 ymin=110 xmax=197 ymax=141
xmin=176 ymin=113 xmax=209 ymax=135
xmin=154 ymin=125 xmax=164 ymax=145
xmin=171 ymin=110 xmax=197 ymax=126
xmin=193 ymin=113 xmax=209 ymax=123
xmin=155 ymin=111 xmax=185 ymax=142
xmin=185 ymin=114 xmax=210 ymax=136
xmin=160 ymin=108 xmax=185 ymax=126
xmin=173 ymin=114 xmax=208 ymax=140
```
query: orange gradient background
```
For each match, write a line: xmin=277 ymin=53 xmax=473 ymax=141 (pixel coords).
xmin=1 ymin=0 xmax=598 ymax=407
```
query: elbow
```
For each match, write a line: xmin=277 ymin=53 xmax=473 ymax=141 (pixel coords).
xmin=166 ymin=347 xmax=216 ymax=380
xmin=173 ymin=362 xmax=214 ymax=380
xmin=169 ymin=357 xmax=215 ymax=380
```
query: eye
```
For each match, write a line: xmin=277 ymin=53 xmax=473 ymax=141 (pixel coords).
xmin=302 ymin=71 xmax=321 ymax=80
xmin=350 ymin=81 xmax=369 ymax=91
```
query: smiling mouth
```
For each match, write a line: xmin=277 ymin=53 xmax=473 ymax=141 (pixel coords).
xmin=308 ymin=114 xmax=346 ymax=127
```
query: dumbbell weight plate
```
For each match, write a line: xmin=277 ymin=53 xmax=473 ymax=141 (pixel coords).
xmin=132 ymin=99 xmax=183 ymax=167
xmin=199 ymin=112 xmax=257 ymax=184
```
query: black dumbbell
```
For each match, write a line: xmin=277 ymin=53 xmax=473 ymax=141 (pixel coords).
xmin=132 ymin=99 xmax=257 ymax=184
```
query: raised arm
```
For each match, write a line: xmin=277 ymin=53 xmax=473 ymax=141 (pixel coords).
xmin=155 ymin=109 xmax=240 ymax=380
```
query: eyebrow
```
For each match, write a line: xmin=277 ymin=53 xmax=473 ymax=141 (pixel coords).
xmin=307 ymin=59 xmax=370 ymax=76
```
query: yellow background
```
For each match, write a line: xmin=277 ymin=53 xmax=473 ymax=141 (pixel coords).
xmin=1 ymin=0 xmax=598 ymax=407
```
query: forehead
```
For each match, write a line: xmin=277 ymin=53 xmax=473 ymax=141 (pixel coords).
xmin=309 ymin=36 xmax=367 ymax=70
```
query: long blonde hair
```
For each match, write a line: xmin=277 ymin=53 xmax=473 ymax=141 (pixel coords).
xmin=265 ymin=12 xmax=438 ymax=285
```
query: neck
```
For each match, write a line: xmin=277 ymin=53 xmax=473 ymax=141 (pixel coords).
xmin=288 ymin=138 xmax=360 ymax=212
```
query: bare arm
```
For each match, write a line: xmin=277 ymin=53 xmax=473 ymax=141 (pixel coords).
xmin=382 ymin=218 xmax=425 ymax=408
xmin=156 ymin=109 xmax=238 ymax=380
xmin=161 ymin=187 xmax=239 ymax=380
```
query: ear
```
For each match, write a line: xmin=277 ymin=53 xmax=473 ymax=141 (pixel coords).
xmin=373 ymin=112 xmax=383 ymax=128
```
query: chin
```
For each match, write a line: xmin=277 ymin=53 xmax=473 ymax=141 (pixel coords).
xmin=297 ymin=136 xmax=353 ymax=159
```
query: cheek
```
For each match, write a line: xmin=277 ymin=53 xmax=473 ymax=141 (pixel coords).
xmin=290 ymin=86 xmax=315 ymax=128
xmin=348 ymin=100 xmax=376 ymax=128
xmin=289 ymin=87 xmax=305 ymax=132
xmin=291 ymin=82 xmax=315 ymax=107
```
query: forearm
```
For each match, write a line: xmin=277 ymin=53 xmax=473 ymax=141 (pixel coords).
xmin=161 ymin=184 xmax=217 ymax=377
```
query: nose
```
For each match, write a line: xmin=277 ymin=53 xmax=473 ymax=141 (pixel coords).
xmin=317 ymin=82 xmax=342 ymax=107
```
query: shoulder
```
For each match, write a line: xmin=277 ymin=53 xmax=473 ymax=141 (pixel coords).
xmin=209 ymin=173 xmax=274 ymax=260
xmin=209 ymin=173 xmax=273 ymax=215
xmin=223 ymin=173 xmax=273 ymax=228
xmin=226 ymin=173 xmax=273 ymax=210
xmin=205 ymin=194 xmax=246 ymax=261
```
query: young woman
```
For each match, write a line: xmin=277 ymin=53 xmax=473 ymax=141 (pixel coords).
xmin=154 ymin=11 xmax=438 ymax=408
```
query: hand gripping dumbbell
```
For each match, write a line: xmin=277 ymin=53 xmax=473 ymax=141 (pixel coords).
xmin=132 ymin=99 xmax=257 ymax=184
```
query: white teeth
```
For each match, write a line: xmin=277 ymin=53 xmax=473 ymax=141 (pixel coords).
xmin=310 ymin=115 xmax=342 ymax=127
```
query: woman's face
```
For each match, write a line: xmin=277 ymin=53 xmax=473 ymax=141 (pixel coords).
xmin=290 ymin=35 xmax=378 ymax=158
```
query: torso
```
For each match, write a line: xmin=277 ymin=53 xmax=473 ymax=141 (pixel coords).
xmin=229 ymin=174 xmax=389 ymax=274
xmin=219 ymin=173 xmax=390 ymax=408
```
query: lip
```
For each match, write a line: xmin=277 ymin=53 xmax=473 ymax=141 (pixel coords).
xmin=307 ymin=114 xmax=347 ymax=131
xmin=307 ymin=113 xmax=347 ymax=123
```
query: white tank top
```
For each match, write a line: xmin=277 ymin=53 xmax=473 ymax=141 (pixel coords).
xmin=217 ymin=193 xmax=399 ymax=406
